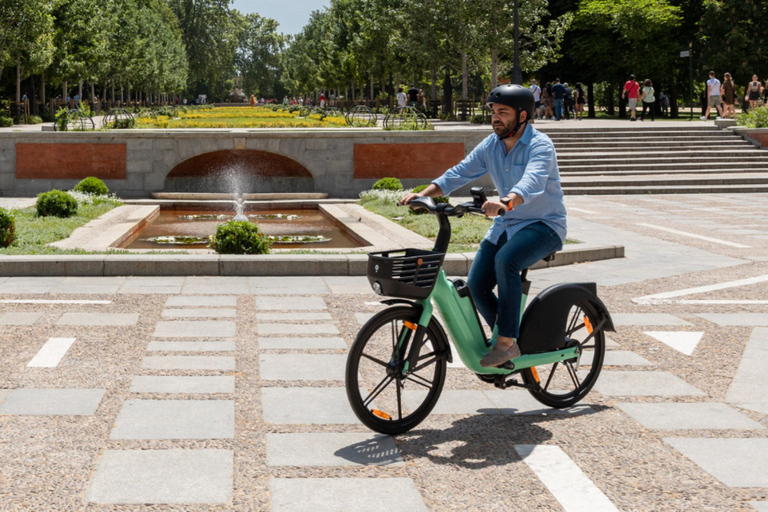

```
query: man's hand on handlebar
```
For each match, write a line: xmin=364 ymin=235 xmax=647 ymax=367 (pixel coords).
xmin=398 ymin=183 xmax=444 ymax=206
xmin=481 ymin=201 xmax=507 ymax=218
xmin=399 ymin=192 xmax=420 ymax=206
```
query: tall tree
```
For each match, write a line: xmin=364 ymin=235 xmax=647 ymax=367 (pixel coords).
xmin=236 ymin=13 xmax=287 ymax=98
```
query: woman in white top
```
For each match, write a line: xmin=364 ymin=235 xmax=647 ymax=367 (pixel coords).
xmin=639 ymin=79 xmax=655 ymax=121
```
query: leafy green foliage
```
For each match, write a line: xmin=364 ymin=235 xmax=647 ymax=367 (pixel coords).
xmin=0 ymin=117 xmax=12 ymax=127
xmin=73 ymin=177 xmax=109 ymax=195
xmin=0 ymin=208 xmax=15 ymax=248
xmin=36 ymin=190 xmax=78 ymax=218
xmin=412 ymin=185 xmax=449 ymax=204
xmin=372 ymin=178 xmax=403 ymax=191
xmin=210 ymin=220 xmax=271 ymax=254
xmin=738 ymin=106 xmax=768 ymax=128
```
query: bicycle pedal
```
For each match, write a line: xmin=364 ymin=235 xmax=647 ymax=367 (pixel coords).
xmin=499 ymin=361 xmax=516 ymax=370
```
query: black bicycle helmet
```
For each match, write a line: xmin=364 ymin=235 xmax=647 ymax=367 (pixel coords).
xmin=486 ymin=84 xmax=535 ymax=139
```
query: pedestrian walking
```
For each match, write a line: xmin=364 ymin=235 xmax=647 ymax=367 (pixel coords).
xmin=574 ymin=83 xmax=586 ymax=120
xmin=396 ymin=87 xmax=407 ymax=108
xmin=622 ymin=75 xmax=639 ymax=121
xmin=563 ymin=82 xmax=574 ymax=120
xmin=542 ymin=82 xmax=555 ymax=120
xmin=529 ymin=79 xmax=542 ymax=118
xmin=746 ymin=76 xmax=762 ymax=110
xmin=659 ymin=90 xmax=669 ymax=116
xmin=701 ymin=71 xmax=723 ymax=120
xmin=552 ymin=78 xmax=565 ymax=120
xmin=639 ymin=79 xmax=655 ymax=121
xmin=721 ymin=73 xmax=736 ymax=119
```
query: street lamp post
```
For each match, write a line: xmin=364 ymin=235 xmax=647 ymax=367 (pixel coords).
xmin=511 ymin=0 xmax=523 ymax=85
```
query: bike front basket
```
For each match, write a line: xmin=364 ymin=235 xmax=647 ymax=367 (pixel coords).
xmin=367 ymin=248 xmax=446 ymax=299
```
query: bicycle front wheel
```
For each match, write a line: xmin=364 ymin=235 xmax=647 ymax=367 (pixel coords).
xmin=522 ymin=299 xmax=605 ymax=408
xmin=345 ymin=306 xmax=447 ymax=435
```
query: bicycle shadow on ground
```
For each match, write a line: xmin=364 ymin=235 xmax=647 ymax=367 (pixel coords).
xmin=338 ymin=404 xmax=610 ymax=470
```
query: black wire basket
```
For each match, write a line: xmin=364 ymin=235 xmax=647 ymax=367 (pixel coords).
xmin=367 ymin=248 xmax=446 ymax=299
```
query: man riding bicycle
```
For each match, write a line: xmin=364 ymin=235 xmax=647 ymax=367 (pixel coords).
xmin=400 ymin=84 xmax=567 ymax=367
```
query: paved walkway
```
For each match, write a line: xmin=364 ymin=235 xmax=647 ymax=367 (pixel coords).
xmin=1 ymin=194 xmax=768 ymax=510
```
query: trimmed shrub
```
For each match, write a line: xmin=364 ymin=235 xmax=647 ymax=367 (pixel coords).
xmin=0 ymin=208 xmax=15 ymax=247
xmin=210 ymin=220 xmax=271 ymax=254
xmin=36 ymin=190 xmax=78 ymax=218
xmin=0 ymin=116 xmax=13 ymax=127
xmin=372 ymin=177 xmax=403 ymax=191
xmin=73 ymin=177 xmax=109 ymax=195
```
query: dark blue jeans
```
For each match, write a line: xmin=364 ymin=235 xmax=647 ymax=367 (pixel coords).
xmin=467 ymin=222 xmax=561 ymax=339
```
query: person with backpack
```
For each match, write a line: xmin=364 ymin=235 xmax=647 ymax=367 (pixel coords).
xmin=746 ymin=75 xmax=763 ymax=111
xmin=639 ymin=79 xmax=656 ymax=121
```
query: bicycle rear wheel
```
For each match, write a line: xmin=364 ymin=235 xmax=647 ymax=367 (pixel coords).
xmin=345 ymin=306 xmax=447 ymax=435
xmin=522 ymin=299 xmax=605 ymax=408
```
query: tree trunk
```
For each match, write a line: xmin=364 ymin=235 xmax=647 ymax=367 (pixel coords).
xmin=587 ymin=83 xmax=595 ymax=118
xmin=491 ymin=48 xmax=499 ymax=89
xmin=670 ymin=83 xmax=678 ymax=118
xmin=78 ymin=80 xmax=83 ymax=101
xmin=41 ymin=74 xmax=46 ymax=108
xmin=370 ymin=75 xmax=374 ymax=101
xmin=350 ymin=80 xmax=355 ymax=102
xmin=430 ymin=68 xmax=437 ymax=101
xmin=461 ymin=51 xmax=468 ymax=100
xmin=90 ymin=83 xmax=95 ymax=109
xmin=16 ymin=60 xmax=21 ymax=102
xmin=617 ymin=82 xmax=625 ymax=118
xmin=442 ymin=69 xmax=453 ymax=116
xmin=63 ymin=81 xmax=68 ymax=100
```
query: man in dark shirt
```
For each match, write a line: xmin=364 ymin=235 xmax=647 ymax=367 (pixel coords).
xmin=408 ymin=85 xmax=419 ymax=107
xmin=563 ymin=82 xmax=573 ymax=120
xmin=552 ymin=79 xmax=565 ymax=120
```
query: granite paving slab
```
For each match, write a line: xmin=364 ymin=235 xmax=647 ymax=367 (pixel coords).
xmin=118 ymin=286 xmax=182 ymax=295
xmin=618 ymin=402 xmax=765 ymax=430
xmin=110 ymin=400 xmax=234 ymax=439
xmin=141 ymin=356 xmax=235 ymax=371
xmin=257 ymin=323 xmax=340 ymax=335
xmin=0 ymin=312 xmax=43 ymax=325
xmin=0 ymin=388 xmax=105 ymax=415
xmin=0 ymin=389 xmax=10 ymax=406
xmin=323 ymin=276 xmax=374 ymax=294
xmin=402 ymin=390 xmax=499 ymax=415
xmin=254 ymin=296 xmax=327 ymax=310
xmin=355 ymin=312 xmax=375 ymax=325
xmin=664 ymin=438 xmax=768 ymax=488
xmin=258 ymin=337 xmax=348 ymax=350
xmin=85 ymin=449 xmax=233 ymax=504
xmin=256 ymin=312 xmax=334 ymax=321
xmin=50 ymin=284 xmax=122 ymax=294
xmin=56 ymin=313 xmax=140 ymax=326
xmin=590 ymin=371 xmax=705 ymax=396
xmin=259 ymin=354 xmax=346 ymax=381
xmin=484 ymin=390 xmax=595 ymax=416
xmin=266 ymin=433 xmax=403 ymax=467
xmin=146 ymin=341 xmax=236 ymax=352
xmin=270 ymin=478 xmax=427 ymax=512
xmin=249 ymin=277 xmax=330 ymax=295
xmin=697 ymin=313 xmax=768 ymax=326
xmin=750 ymin=502 xmax=768 ymax=512
xmin=129 ymin=376 xmax=235 ymax=394
xmin=165 ymin=295 xmax=238 ymax=307
xmin=726 ymin=327 xmax=768 ymax=413
xmin=153 ymin=321 xmax=236 ymax=338
xmin=581 ymin=350 xmax=654 ymax=366
xmin=262 ymin=387 xmax=359 ymax=424
xmin=611 ymin=313 xmax=692 ymax=326
xmin=161 ymin=308 xmax=237 ymax=318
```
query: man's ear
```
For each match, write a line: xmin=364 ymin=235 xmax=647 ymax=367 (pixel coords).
xmin=519 ymin=110 xmax=528 ymax=123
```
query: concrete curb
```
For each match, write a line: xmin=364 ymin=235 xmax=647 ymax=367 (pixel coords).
xmin=0 ymin=243 xmax=623 ymax=277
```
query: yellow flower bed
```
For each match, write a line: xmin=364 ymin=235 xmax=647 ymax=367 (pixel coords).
xmin=133 ymin=106 xmax=348 ymax=129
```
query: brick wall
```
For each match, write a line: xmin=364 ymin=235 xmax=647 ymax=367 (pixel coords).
xmin=16 ymin=143 xmax=126 ymax=180
xmin=353 ymin=143 xmax=465 ymax=179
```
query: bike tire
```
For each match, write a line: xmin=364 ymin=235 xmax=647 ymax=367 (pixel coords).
xmin=522 ymin=299 xmax=605 ymax=408
xmin=345 ymin=306 xmax=447 ymax=435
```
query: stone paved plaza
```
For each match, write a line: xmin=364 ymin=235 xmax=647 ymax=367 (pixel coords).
xmin=2 ymin=193 xmax=768 ymax=510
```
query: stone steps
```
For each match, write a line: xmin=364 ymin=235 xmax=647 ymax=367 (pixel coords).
xmin=560 ymin=161 xmax=768 ymax=173
xmin=559 ymin=153 xmax=766 ymax=164
xmin=563 ymin=184 xmax=768 ymax=195
xmin=562 ymin=173 xmax=768 ymax=188
xmin=562 ymin=167 xmax=768 ymax=177
xmin=556 ymin=142 xmax=753 ymax=151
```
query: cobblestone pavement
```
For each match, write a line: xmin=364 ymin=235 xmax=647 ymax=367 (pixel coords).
xmin=1 ymin=194 xmax=768 ymax=511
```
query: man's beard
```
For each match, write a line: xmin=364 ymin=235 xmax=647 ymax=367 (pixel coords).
xmin=492 ymin=115 xmax=517 ymax=139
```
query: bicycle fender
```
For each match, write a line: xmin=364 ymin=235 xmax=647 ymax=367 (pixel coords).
xmin=380 ymin=298 xmax=421 ymax=308
xmin=517 ymin=282 xmax=614 ymax=354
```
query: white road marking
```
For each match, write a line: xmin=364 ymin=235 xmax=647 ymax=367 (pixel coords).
xmin=645 ymin=331 xmax=703 ymax=356
xmin=569 ymin=207 xmax=597 ymax=214
xmin=637 ymin=223 xmax=751 ymax=248
xmin=634 ymin=274 xmax=768 ymax=304
xmin=515 ymin=445 xmax=618 ymax=512
xmin=27 ymin=338 xmax=76 ymax=367
xmin=0 ymin=299 xmax=111 ymax=304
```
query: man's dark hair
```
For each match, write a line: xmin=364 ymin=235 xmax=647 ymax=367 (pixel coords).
xmin=709 ymin=70 xmax=715 ymax=76
xmin=629 ymin=74 xmax=635 ymax=80
xmin=555 ymin=78 xmax=560 ymax=83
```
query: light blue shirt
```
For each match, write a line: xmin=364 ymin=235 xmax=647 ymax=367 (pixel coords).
xmin=432 ymin=124 xmax=567 ymax=248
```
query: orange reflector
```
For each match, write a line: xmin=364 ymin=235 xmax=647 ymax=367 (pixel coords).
xmin=403 ymin=321 xmax=418 ymax=331
xmin=584 ymin=316 xmax=594 ymax=334
xmin=416 ymin=258 xmax=423 ymax=266
xmin=530 ymin=366 xmax=540 ymax=384
xmin=371 ymin=409 xmax=391 ymax=420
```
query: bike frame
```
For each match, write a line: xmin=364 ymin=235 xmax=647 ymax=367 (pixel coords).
xmin=411 ymin=269 xmax=580 ymax=375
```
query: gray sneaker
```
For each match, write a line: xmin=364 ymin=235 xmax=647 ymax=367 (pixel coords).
xmin=479 ymin=344 xmax=522 ymax=367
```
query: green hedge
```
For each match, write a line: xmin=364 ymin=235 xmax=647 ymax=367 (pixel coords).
xmin=0 ymin=208 xmax=15 ymax=247
xmin=372 ymin=177 xmax=403 ymax=191
xmin=73 ymin=177 xmax=109 ymax=195
xmin=36 ymin=190 xmax=78 ymax=218
xmin=210 ymin=220 xmax=271 ymax=254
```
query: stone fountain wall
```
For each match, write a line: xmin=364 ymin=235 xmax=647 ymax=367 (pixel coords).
xmin=0 ymin=130 xmax=493 ymax=198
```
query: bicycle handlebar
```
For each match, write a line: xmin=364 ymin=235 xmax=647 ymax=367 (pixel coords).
xmin=408 ymin=195 xmax=506 ymax=217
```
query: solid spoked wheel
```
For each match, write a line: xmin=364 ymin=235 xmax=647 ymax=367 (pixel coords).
xmin=345 ymin=306 xmax=447 ymax=435
xmin=522 ymin=300 xmax=605 ymax=408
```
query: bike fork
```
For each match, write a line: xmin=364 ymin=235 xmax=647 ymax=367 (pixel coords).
xmin=400 ymin=300 xmax=435 ymax=376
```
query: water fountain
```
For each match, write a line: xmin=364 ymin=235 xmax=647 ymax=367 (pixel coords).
xmin=233 ymin=194 xmax=248 ymax=222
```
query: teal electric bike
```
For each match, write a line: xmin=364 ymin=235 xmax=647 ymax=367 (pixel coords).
xmin=345 ymin=187 xmax=615 ymax=435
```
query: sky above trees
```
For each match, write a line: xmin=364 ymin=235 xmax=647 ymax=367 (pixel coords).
xmin=231 ymin=0 xmax=330 ymax=34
